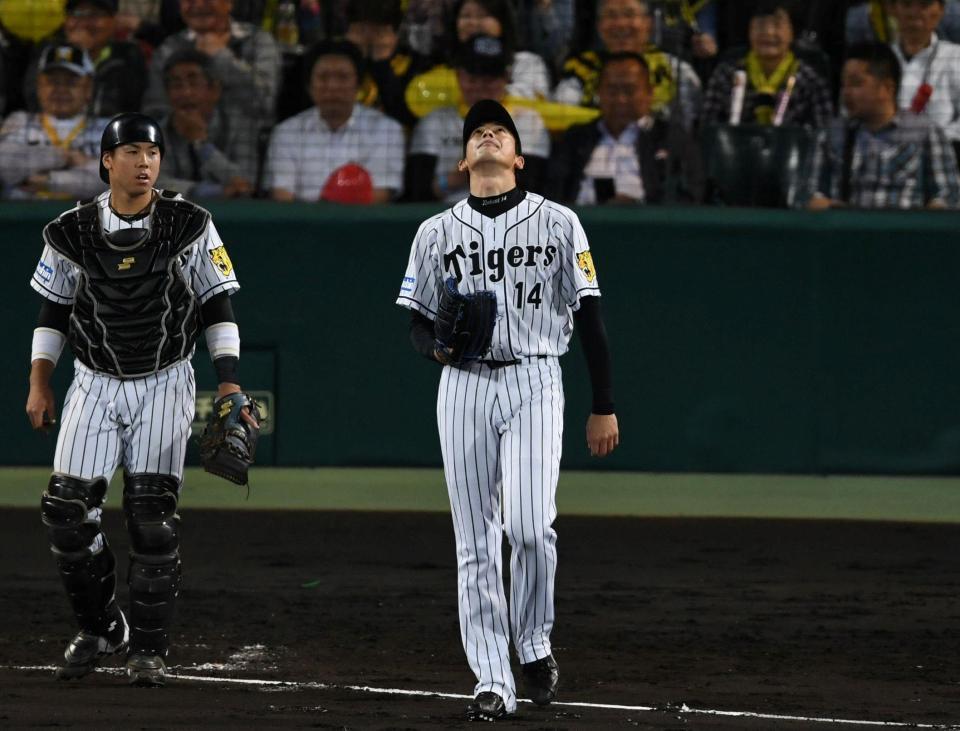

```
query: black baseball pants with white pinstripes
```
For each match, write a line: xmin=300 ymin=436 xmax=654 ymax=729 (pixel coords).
xmin=437 ymin=356 xmax=563 ymax=713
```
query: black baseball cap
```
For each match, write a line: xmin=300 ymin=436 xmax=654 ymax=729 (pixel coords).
xmin=66 ymin=0 xmax=119 ymax=14
xmin=454 ymin=34 xmax=510 ymax=78
xmin=462 ymin=99 xmax=522 ymax=155
xmin=38 ymin=45 xmax=95 ymax=77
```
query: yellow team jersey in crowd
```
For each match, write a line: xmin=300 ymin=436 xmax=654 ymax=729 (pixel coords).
xmin=561 ymin=48 xmax=682 ymax=113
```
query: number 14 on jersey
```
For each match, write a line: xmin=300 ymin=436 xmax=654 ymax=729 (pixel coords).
xmin=515 ymin=281 xmax=543 ymax=309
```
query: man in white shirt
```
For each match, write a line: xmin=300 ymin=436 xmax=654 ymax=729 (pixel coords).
xmin=267 ymin=39 xmax=405 ymax=203
xmin=889 ymin=0 xmax=960 ymax=142
xmin=0 ymin=45 xmax=107 ymax=200
xmin=407 ymin=34 xmax=549 ymax=202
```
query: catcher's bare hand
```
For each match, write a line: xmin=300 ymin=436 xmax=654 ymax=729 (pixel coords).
xmin=586 ymin=413 xmax=619 ymax=457
xmin=26 ymin=382 xmax=57 ymax=432
xmin=217 ymin=382 xmax=259 ymax=428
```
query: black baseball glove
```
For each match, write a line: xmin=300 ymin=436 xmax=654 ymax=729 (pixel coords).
xmin=434 ymin=276 xmax=497 ymax=365
xmin=198 ymin=392 xmax=262 ymax=486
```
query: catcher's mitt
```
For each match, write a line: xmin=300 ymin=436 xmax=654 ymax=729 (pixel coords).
xmin=199 ymin=392 xmax=261 ymax=485
xmin=434 ymin=276 xmax=497 ymax=365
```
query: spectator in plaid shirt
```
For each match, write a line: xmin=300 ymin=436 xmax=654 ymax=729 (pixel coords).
xmin=701 ymin=0 xmax=832 ymax=128
xmin=804 ymin=42 xmax=960 ymax=210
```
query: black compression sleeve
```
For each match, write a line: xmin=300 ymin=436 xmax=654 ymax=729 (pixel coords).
xmin=214 ymin=356 xmax=239 ymax=385
xmin=200 ymin=292 xmax=236 ymax=325
xmin=573 ymin=296 xmax=615 ymax=414
xmin=202 ymin=293 xmax=239 ymax=384
xmin=410 ymin=311 xmax=441 ymax=363
xmin=36 ymin=299 xmax=71 ymax=333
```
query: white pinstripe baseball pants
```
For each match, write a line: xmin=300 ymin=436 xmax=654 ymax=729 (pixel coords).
xmin=437 ymin=356 xmax=563 ymax=712
xmin=54 ymin=359 xmax=196 ymax=483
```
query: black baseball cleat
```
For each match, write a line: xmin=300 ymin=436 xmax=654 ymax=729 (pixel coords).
xmin=466 ymin=691 xmax=507 ymax=721
xmin=126 ymin=653 xmax=167 ymax=687
xmin=56 ymin=612 xmax=129 ymax=680
xmin=521 ymin=654 xmax=559 ymax=705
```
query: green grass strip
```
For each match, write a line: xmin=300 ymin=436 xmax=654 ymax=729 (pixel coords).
xmin=2 ymin=467 xmax=960 ymax=523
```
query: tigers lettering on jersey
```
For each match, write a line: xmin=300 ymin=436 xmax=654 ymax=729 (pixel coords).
xmin=443 ymin=241 xmax=558 ymax=282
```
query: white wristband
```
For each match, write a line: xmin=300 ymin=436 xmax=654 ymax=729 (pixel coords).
xmin=31 ymin=327 xmax=66 ymax=365
xmin=205 ymin=322 xmax=240 ymax=360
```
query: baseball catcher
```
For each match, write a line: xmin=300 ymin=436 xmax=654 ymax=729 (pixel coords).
xmin=25 ymin=112 xmax=259 ymax=688
xmin=433 ymin=276 xmax=497 ymax=365
xmin=199 ymin=392 xmax=262 ymax=485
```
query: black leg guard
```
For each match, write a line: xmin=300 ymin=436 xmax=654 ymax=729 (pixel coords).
xmin=123 ymin=473 xmax=181 ymax=657
xmin=41 ymin=475 xmax=121 ymax=635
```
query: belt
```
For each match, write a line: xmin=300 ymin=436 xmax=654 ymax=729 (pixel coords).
xmin=480 ymin=355 xmax=546 ymax=369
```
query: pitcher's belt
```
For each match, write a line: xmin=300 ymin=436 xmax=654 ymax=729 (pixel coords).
xmin=480 ymin=355 xmax=547 ymax=369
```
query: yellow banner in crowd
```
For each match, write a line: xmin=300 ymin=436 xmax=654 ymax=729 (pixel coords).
xmin=405 ymin=66 xmax=599 ymax=133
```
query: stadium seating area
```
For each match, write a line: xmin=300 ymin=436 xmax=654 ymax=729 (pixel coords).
xmin=1 ymin=0 xmax=959 ymax=209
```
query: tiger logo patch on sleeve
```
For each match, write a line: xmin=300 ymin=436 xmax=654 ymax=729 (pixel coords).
xmin=577 ymin=251 xmax=596 ymax=283
xmin=210 ymin=245 xmax=233 ymax=276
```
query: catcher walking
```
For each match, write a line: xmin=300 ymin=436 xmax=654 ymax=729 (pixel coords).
xmin=24 ymin=112 xmax=259 ymax=687
xmin=396 ymin=99 xmax=619 ymax=721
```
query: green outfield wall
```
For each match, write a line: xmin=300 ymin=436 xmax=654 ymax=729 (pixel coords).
xmin=4 ymin=202 xmax=960 ymax=474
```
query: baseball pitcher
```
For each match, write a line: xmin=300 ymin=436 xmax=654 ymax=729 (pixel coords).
xmin=396 ymin=99 xmax=620 ymax=721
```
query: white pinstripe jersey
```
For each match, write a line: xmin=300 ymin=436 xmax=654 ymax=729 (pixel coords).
xmin=30 ymin=189 xmax=240 ymax=309
xmin=397 ymin=192 xmax=600 ymax=360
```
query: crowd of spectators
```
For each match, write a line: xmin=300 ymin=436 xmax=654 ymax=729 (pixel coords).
xmin=0 ymin=0 xmax=958 ymax=209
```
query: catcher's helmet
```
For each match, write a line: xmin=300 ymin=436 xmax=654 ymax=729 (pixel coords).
xmin=99 ymin=112 xmax=164 ymax=183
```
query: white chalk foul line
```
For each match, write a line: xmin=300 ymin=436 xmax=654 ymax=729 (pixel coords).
xmin=6 ymin=665 xmax=958 ymax=729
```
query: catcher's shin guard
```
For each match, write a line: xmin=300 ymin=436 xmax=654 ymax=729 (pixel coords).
xmin=41 ymin=475 xmax=122 ymax=634
xmin=122 ymin=473 xmax=181 ymax=656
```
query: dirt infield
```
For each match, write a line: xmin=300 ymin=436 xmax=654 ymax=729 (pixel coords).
xmin=1 ymin=508 xmax=959 ymax=729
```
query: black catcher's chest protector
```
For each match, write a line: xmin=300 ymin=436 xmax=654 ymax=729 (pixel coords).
xmin=42 ymin=196 xmax=211 ymax=378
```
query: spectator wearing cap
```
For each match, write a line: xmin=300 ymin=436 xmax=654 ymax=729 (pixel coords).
xmin=143 ymin=0 xmax=281 ymax=128
xmin=22 ymin=0 xmax=148 ymax=117
xmin=803 ymin=42 xmax=959 ymax=210
xmin=406 ymin=33 xmax=549 ymax=202
xmin=345 ymin=0 xmax=431 ymax=126
xmin=405 ymin=0 xmax=553 ymax=107
xmin=701 ymin=0 xmax=832 ymax=128
xmin=889 ymin=0 xmax=960 ymax=144
xmin=448 ymin=0 xmax=551 ymax=100
xmin=547 ymin=52 xmax=703 ymax=205
xmin=266 ymin=39 xmax=405 ymax=203
xmin=0 ymin=45 xmax=107 ymax=199
xmin=156 ymin=49 xmax=257 ymax=198
xmin=554 ymin=0 xmax=702 ymax=130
